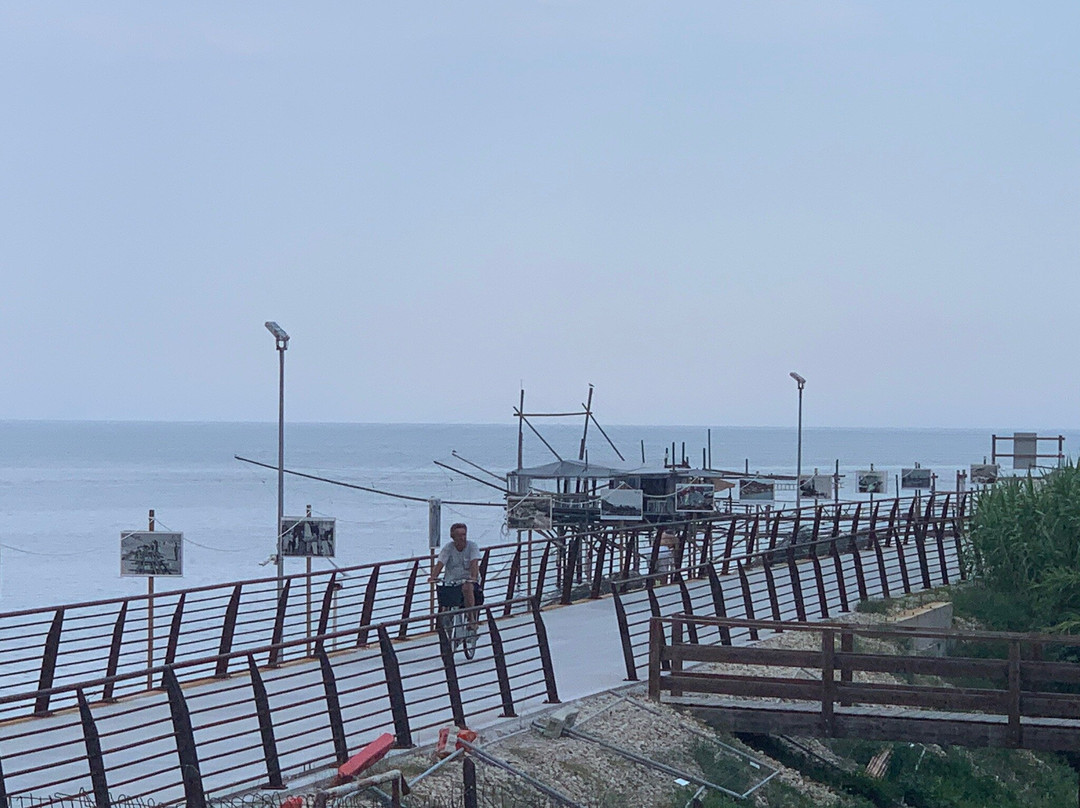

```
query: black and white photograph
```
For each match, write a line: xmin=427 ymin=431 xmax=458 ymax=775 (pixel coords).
xmin=506 ymin=495 xmax=553 ymax=530
xmin=970 ymin=464 xmax=1000 ymax=485
xmin=739 ymin=478 xmax=775 ymax=501
xmin=120 ymin=531 xmax=183 ymax=577
xmin=600 ymin=488 xmax=644 ymax=521
xmin=901 ymin=468 xmax=933 ymax=489
xmin=281 ymin=518 xmax=336 ymax=557
xmin=798 ymin=474 xmax=833 ymax=499
xmin=857 ymin=470 xmax=887 ymax=494
xmin=675 ymin=483 xmax=715 ymax=513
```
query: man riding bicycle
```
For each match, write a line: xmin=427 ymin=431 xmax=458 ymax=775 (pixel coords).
xmin=428 ymin=522 xmax=482 ymax=631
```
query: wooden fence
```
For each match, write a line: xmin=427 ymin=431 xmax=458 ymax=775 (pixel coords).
xmin=649 ymin=616 xmax=1080 ymax=752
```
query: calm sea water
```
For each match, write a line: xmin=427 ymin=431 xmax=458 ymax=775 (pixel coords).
xmin=0 ymin=421 xmax=1072 ymax=612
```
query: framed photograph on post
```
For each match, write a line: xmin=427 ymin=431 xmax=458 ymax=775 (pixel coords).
xmin=675 ymin=483 xmax=715 ymax=513
xmin=506 ymin=496 xmax=553 ymax=530
xmin=600 ymin=488 xmax=644 ymax=521
xmin=121 ymin=531 xmax=183 ymax=577
xmin=281 ymin=518 xmax=336 ymax=558
xmin=798 ymin=474 xmax=832 ymax=499
xmin=901 ymin=468 xmax=933 ymax=489
xmin=739 ymin=479 xmax=775 ymax=501
xmin=857 ymin=470 xmax=886 ymax=494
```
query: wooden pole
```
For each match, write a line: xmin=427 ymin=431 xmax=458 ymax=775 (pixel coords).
xmin=517 ymin=388 xmax=525 ymax=470
xmin=306 ymin=504 xmax=312 ymax=656
xmin=147 ymin=509 xmax=155 ymax=691
xmin=579 ymin=384 xmax=593 ymax=461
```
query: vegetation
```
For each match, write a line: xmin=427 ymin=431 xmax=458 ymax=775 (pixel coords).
xmin=682 ymin=735 xmax=1078 ymax=808
xmin=855 ymin=597 xmax=891 ymax=615
xmin=962 ymin=463 xmax=1080 ymax=633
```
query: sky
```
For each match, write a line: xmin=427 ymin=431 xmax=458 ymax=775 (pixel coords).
xmin=1 ymin=3 xmax=1077 ymax=428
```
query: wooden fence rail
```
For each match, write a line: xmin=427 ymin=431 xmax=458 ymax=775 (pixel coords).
xmin=648 ymin=616 xmax=1080 ymax=752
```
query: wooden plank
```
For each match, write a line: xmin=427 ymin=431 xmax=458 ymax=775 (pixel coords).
xmin=665 ymin=645 xmax=824 ymax=668
xmin=662 ymin=674 xmax=821 ymax=701
xmin=838 ymin=682 xmax=1008 ymax=712
xmin=838 ymin=652 xmax=1007 ymax=680
xmin=1022 ymin=694 xmax=1080 ymax=720
xmin=1019 ymin=659 xmax=1080 ymax=685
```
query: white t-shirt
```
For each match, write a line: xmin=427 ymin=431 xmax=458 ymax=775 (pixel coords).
xmin=438 ymin=540 xmax=480 ymax=583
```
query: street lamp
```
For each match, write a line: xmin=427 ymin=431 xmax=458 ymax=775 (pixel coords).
xmin=790 ymin=372 xmax=806 ymax=512
xmin=266 ymin=321 xmax=289 ymax=593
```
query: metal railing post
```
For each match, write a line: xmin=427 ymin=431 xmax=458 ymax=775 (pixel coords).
xmin=246 ymin=654 xmax=284 ymax=789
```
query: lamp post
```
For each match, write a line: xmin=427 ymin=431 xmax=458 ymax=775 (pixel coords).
xmin=790 ymin=372 xmax=806 ymax=512
xmin=266 ymin=321 xmax=289 ymax=594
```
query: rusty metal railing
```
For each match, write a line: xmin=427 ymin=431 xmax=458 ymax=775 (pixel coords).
xmin=606 ymin=492 xmax=971 ymax=680
xmin=0 ymin=492 xmax=969 ymax=720
xmin=0 ymin=594 xmax=558 ymax=805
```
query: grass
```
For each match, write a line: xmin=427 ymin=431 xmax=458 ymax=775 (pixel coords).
xmin=855 ymin=597 xmax=891 ymax=614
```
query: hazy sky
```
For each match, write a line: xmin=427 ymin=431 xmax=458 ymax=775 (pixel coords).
xmin=2 ymin=3 xmax=1077 ymax=427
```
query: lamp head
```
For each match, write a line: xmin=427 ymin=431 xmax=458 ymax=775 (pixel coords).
xmin=265 ymin=321 xmax=289 ymax=348
xmin=789 ymin=371 xmax=806 ymax=388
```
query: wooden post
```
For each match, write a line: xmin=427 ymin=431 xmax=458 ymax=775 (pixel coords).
xmin=517 ymin=388 xmax=525 ymax=469
xmin=306 ymin=504 xmax=312 ymax=656
xmin=821 ymin=630 xmax=835 ymax=736
xmin=1008 ymin=640 xmax=1021 ymax=748
xmin=840 ymin=630 xmax=853 ymax=706
xmin=648 ymin=618 xmax=663 ymax=702
xmin=671 ymin=619 xmax=684 ymax=698
xmin=429 ymin=550 xmax=436 ymax=634
xmin=147 ymin=509 xmax=155 ymax=691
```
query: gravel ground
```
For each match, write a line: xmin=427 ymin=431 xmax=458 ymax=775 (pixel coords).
xmin=387 ymin=608 xmax=907 ymax=807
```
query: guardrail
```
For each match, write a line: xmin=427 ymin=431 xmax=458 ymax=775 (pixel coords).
xmin=0 ymin=492 xmax=970 ymax=719
xmin=647 ymin=615 xmax=1080 ymax=752
xmin=0 ymin=595 xmax=559 ymax=806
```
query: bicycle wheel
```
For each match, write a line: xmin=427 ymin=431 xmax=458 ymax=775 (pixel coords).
xmin=463 ymin=621 xmax=479 ymax=660
xmin=437 ymin=611 xmax=456 ymax=648
xmin=452 ymin=611 xmax=465 ymax=651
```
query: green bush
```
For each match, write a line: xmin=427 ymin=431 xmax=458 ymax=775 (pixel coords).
xmin=965 ymin=463 xmax=1080 ymax=633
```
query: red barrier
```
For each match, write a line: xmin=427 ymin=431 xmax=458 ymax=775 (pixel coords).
xmin=338 ymin=732 xmax=395 ymax=780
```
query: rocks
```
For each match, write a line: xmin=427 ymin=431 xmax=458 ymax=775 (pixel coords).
xmin=398 ymin=691 xmax=750 ymax=806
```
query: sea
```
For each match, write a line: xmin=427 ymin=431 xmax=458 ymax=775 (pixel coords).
xmin=1 ymin=421 xmax=1074 ymax=613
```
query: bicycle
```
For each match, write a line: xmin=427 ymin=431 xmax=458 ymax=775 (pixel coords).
xmin=435 ymin=579 xmax=482 ymax=660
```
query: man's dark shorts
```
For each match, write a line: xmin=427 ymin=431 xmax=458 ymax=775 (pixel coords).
xmin=437 ymin=582 xmax=484 ymax=609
